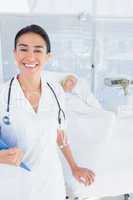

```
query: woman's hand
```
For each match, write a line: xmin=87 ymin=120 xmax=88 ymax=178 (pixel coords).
xmin=56 ymin=129 xmax=95 ymax=186
xmin=72 ymin=166 xmax=95 ymax=186
xmin=0 ymin=147 xmax=24 ymax=166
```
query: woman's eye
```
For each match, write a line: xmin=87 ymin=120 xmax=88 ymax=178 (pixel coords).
xmin=20 ymin=48 xmax=27 ymax=52
xmin=34 ymin=49 xmax=42 ymax=53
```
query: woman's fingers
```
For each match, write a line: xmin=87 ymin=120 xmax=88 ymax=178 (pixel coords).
xmin=88 ymin=169 xmax=95 ymax=177
xmin=87 ymin=169 xmax=95 ymax=183
xmin=79 ymin=176 xmax=87 ymax=185
xmin=10 ymin=148 xmax=23 ymax=166
xmin=7 ymin=147 xmax=19 ymax=155
xmin=73 ymin=167 xmax=95 ymax=186
xmin=86 ymin=174 xmax=94 ymax=185
xmin=79 ymin=175 xmax=92 ymax=186
xmin=0 ymin=148 xmax=24 ymax=166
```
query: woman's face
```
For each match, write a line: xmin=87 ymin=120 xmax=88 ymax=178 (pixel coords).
xmin=14 ymin=32 xmax=51 ymax=77
xmin=63 ymin=76 xmax=77 ymax=92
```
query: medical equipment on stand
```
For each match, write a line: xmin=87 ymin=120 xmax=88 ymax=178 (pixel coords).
xmin=105 ymin=77 xmax=131 ymax=200
xmin=104 ymin=77 xmax=130 ymax=96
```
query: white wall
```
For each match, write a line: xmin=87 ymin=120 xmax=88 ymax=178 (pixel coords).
xmin=31 ymin=0 xmax=93 ymax=14
xmin=0 ymin=0 xmax=133 ymax=17
xmin=96 ymin=0 xmax=133 ymax=17
xmin=0 ymin=0 xmax=29 ymax=13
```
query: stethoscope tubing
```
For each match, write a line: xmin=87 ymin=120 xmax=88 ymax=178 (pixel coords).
xmin=46 ymin=82 xmax=65 ymax=126
xmin=3 ymin=77 xmax=65 ymax=126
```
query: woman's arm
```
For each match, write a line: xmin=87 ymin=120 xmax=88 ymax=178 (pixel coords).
xmin=57 ymin=129 xmax=95 ymax=186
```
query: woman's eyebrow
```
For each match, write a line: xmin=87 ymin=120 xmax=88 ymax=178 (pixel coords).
xmin=34 ymin=45 xmax=45 ymax=49
xmin=17 ymin=43 xmax=28 ymax=47
xmin=17 ymin=44 xmax=45 ymax=49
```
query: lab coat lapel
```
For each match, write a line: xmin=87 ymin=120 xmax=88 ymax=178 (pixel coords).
xmin=12 ymin=76 xmax=41 ymax=115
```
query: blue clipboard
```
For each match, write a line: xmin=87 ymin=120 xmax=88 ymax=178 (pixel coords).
xmin=0 ymin=138 xmax=30 ymax=172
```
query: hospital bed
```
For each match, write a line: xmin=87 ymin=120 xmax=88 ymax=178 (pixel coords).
xmin=63 ymin=112 xmax=133 ymax=199
xmin=45 ymin=71 xmax=133 ymax=199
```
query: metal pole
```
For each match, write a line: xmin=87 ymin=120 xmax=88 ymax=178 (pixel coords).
xmin=91 ymin=0 xmax=97 ymax=93
xmin=27 ymin=0 xmax=37 ymax=12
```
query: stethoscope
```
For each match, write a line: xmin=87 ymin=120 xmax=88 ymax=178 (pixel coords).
xmin=3 ymin=77 xmax=66 ymax=128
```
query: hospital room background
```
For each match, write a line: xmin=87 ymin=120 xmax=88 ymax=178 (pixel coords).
xmin=0 ymin=0 xmax=133 ymax=200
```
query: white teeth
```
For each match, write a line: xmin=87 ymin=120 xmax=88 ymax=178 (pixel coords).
xmin=25 ymin=64 xmax=37 ymax=68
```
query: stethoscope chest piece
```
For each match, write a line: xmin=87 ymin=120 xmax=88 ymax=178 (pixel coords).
xmin=2 ymin=77 xmax=14 ymax=126
xmin=3 ymin=115 xmax=10 ymax=125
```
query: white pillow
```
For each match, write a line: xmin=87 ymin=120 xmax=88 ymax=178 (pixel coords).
xmin=73 ymin=78 xmax=91 ymax=97
xmin=43 ymin=70 xmax=91 ymax=96
xmin=43 ymin=70 xmax=101 ymax=109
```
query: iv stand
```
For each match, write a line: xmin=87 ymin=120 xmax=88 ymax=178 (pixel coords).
xmin=91 ymin=0 xmax=96 ymax=94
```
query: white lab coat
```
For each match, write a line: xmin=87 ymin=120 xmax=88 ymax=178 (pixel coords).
xmin=0 ymin=75 xmax=66 ymax=200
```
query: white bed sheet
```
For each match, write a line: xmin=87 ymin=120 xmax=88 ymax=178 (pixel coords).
xmin=61 ymin=109 xmax=133 ymax=199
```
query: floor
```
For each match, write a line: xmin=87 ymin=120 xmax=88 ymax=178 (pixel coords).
xmin=65 ymin=182 xmax=133 ymax=200
xmin=66 ymin=193 xmax=133 ymax=200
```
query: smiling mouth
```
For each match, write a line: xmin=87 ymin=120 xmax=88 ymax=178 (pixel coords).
xmin=24 ymin=63 xmax=38 ymax=68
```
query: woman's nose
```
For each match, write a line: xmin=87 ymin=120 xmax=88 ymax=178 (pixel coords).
xmin=26 ymin=50 xmax=35 ymax=61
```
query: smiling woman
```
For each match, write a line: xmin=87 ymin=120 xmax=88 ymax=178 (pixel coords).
xmin=0 ymin=24 xmax=95 ymax=200
xmin=14 ymin=26 xmax=51 ymax=80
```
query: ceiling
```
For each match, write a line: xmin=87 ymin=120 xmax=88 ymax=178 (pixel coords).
xmin=0 ymin=0 xmax=133 ymax=17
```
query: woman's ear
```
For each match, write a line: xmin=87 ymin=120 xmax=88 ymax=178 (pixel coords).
xmin=13 ymin=49 xmax=18 ymax=64
xmin=45 ymin=52 xmax=53 ymax=64
xmin=47 ymin=52 xmax=53 ymax=61
xmin=44 ymin=52 xmax=53 ymax=64
xmin=13 ymin=49 xmax=17 ymax=60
